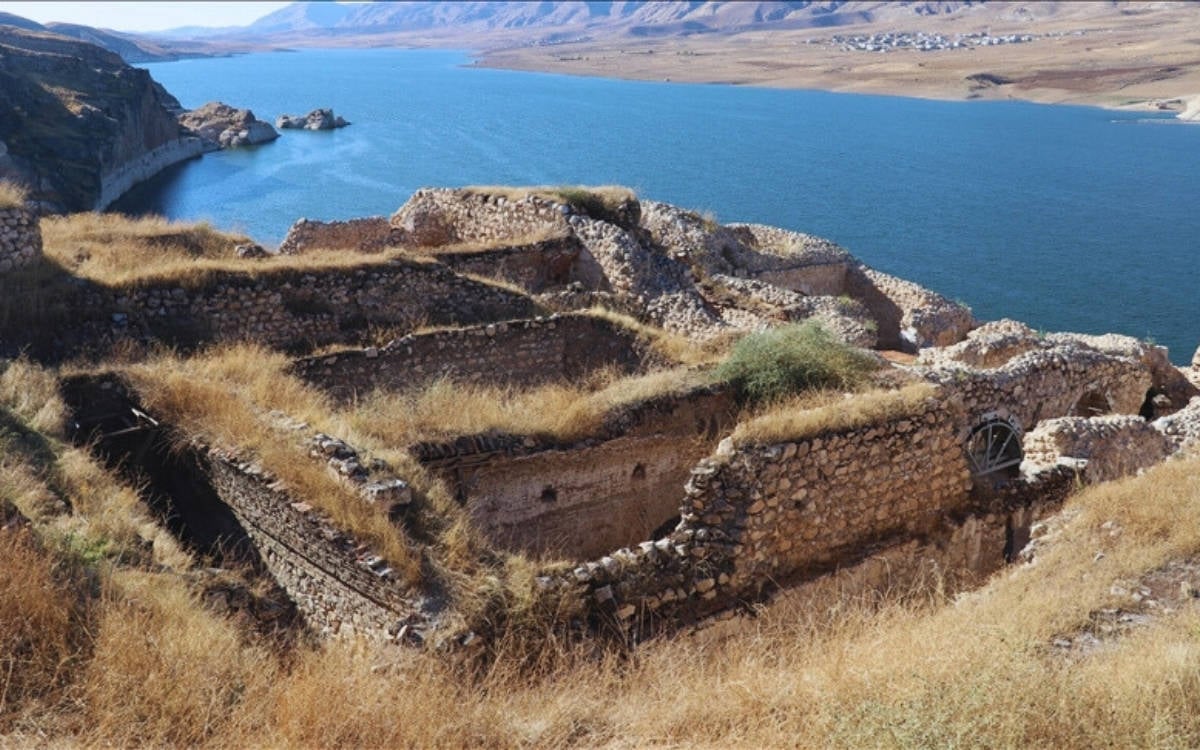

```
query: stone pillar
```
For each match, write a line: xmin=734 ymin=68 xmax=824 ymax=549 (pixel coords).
xmin=0 ymin=207 xmax=41 ymax=272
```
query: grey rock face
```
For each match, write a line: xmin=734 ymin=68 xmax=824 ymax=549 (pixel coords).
xmin=276 ymin=108 xmax=350 ymax=131
xmin=179 ymin=102 xmax=280 ymax=149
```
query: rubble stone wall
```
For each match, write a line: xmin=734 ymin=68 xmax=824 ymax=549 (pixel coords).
xmin=277 ymin=216 xmax=395 ymax=255
xmin=926 ymin=347 xmax=1153 ymax=437
xmin=13 ymin=259 xmax=537 ymax=357
xmin=391 ymin=188 xmax=570 ymax=246
xmin=432 ymin=234 xmax=583 ymax=293
xmin=0 ymin=207 xmax=40 ymax=272
xmin=555 ymin=393 xmax=985 ymax=635
xmin=293 ymin=314 xmax=653 ymax=402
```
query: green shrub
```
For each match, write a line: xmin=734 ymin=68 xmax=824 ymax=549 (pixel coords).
xmin=714 ymin=321 xmax=879 ymax=403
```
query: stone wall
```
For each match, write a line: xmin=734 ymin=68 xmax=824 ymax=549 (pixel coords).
xmin=391 ymin=188 xmax=571 ymax=247
xmin=6 ymin=258 xmax=537 ymax=358
xmin=547 ymin=392 xmax=963 ymax=635
xmin=1022 ymin=415 xmax=1173 ymax=484
xmin=432 ymin=234 xmax=583 ymax=293
xmin=0 ymin=206 xmax=40 ymax=272
xmin=206 ymin=455 xmax=413 ymax=641
xmin=923 ymin=345 xmax=1153 ymax=437
xmin=277 ymin=216 xmax=395 ymax=255
xmin=844 ymin=265 xmax=975 ymax=351
xmin=293 ymin=313 xmax=654 ymax=402
xmin=417 ymin=387 xmax=737 ymax=560
xmin=549 ymin=391 xmax=1081 ymax=639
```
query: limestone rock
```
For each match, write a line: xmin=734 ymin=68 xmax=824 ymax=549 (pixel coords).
xmin=276 ymin=108 xmax=350 ymax=131
xmin=179 ymin=102 xmax=279 ymax=149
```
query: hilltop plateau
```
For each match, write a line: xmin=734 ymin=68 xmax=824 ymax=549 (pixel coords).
xmin=2 ymin=182 xmax=1200 ymax=745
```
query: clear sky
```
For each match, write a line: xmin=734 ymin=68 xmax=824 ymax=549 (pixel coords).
xmin=0 ymin=2 xmax=295 ymax=32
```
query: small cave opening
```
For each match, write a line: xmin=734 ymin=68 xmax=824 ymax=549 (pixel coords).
xmin=631 ymin=463 xmax=646 ymax=481
xmin=1071 ymin=389 xmax=1113 ymax=418
xmin=1003 ymin=514 xmax=1032 ymax=563
xmin=539 ymin=486 xmax=558 ymax=503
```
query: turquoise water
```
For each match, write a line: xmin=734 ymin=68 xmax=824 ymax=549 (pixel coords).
xmin=120 ymin=48 xmax=1200 ymax=362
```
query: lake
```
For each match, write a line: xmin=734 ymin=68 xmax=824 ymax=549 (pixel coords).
xmin=119 ymin=48 xmax=1200 ymax=362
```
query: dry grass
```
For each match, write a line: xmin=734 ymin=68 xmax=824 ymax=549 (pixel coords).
xmin=581 ymin=305 xmax=730 ymax=367
xmin=0 ymin=522 xmax=89 ymax=729
xmin=347 ymin=365 xmax=710 ymax=447
xmin=0 ymin=180 xmax=27 ymax=210
xmin=733 ymin=382 xmax=938 ymax=446
xmin=7 ymin=341 xmax=1200 ymax=746
xmin=119 ymin=347 xmax=426 ymax=584
xmin=5 ymin=454 xmax=1198 ymax=747
xmin=36 ymin=212 xmax=461 ymax=291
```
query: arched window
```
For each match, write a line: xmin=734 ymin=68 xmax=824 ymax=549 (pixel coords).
xmin=966 ymin=417 xmax=1023 ymax=479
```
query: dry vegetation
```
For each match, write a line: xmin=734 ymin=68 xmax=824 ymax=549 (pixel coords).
xmin=733 ymin=382 xmax=939 ymax=447
xmin=0 ymin=180 xmax=27 ymax=209
xmin=6 ymin=374 xmax=1200 ymax=747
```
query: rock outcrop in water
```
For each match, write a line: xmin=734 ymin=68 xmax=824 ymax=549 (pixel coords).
xmin=0 ymin=25 xmax=206 ymax=212
xmin=179 ymin=102 xmax=281 ymax=149
xmin=276 ymin=108 xmax=350 ymax=131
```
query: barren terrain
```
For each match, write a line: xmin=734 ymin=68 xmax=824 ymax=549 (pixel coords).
xmin=472 ymin=3 xmax=1200 ymax=115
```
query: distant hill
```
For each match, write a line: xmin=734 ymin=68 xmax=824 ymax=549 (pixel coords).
xmin=230 ymin=1 xmax=1003 ymax=39
xmin=0 ymin=11 xmax=246 ymax=63
xmin=0 ymin=25 xmax=203 ymax=211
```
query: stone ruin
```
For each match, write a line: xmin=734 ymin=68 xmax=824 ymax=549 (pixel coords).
xmin=14 ymin=185 xmax=1200 ymax=648
xmin=0 ymin=205 xmax=40 ymax=272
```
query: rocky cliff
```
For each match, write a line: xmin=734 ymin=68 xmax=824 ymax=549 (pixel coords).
xmin=0 ymin=25 xmax=205 ymax=212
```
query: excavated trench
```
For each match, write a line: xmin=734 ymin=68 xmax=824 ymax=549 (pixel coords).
xmin=61 ymin=374 xmax=261 ymax=566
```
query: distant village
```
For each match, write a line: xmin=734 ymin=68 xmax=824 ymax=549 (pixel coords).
xmin=827 ymin=30 xmax=1045 ymax=53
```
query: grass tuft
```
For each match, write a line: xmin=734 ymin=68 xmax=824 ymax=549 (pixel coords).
xmin=713 ymin=320 xmax=880 ymax=404
xmin=0 ymin=180 xmax=28 ymax=209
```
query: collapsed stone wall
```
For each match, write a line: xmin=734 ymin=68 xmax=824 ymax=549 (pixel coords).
xmin=417 ymin=387 xmax=737 ymax=560
xmin=293 ymin=313 xmax=655 ymax=402
xmin=5 ymin=258 xmax=537 ymax=358
xmin=0 ymin=206 xmax=40 ymax=272
xmin=432 ymin=234 xmax=583 ymax=293
xmin=391 ymin=188 xmax=571 ymax=247
xmin=843 ymin=266 xmax=975 ymax=351
xmin=277 ymin=216 xmax=395 ymax=255
xmin=1023 ymin=415 xmax=1174 ymax=484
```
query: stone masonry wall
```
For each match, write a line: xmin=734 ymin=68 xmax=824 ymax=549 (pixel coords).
xmin=277 ymin=216 xmax=395 ymax=255
xmin=0 ymin=206 xmax=40 ymax=272
xmin=924 ymin=346 xmax=1152 ymax=437
xmin=550 ymin=392 xmax=976 ymax=635
xmin=391 ymin=188 xmax=571 ymax=247
xmin=6 ymin=258 xmax=537 ymax=358
xmin=432 ymin=234 xmax=584 ymax=293
xmin=293 ymin=313 xmax=653 ymax=402
xmin=207 ymin=454 xmax=414 ymax=642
